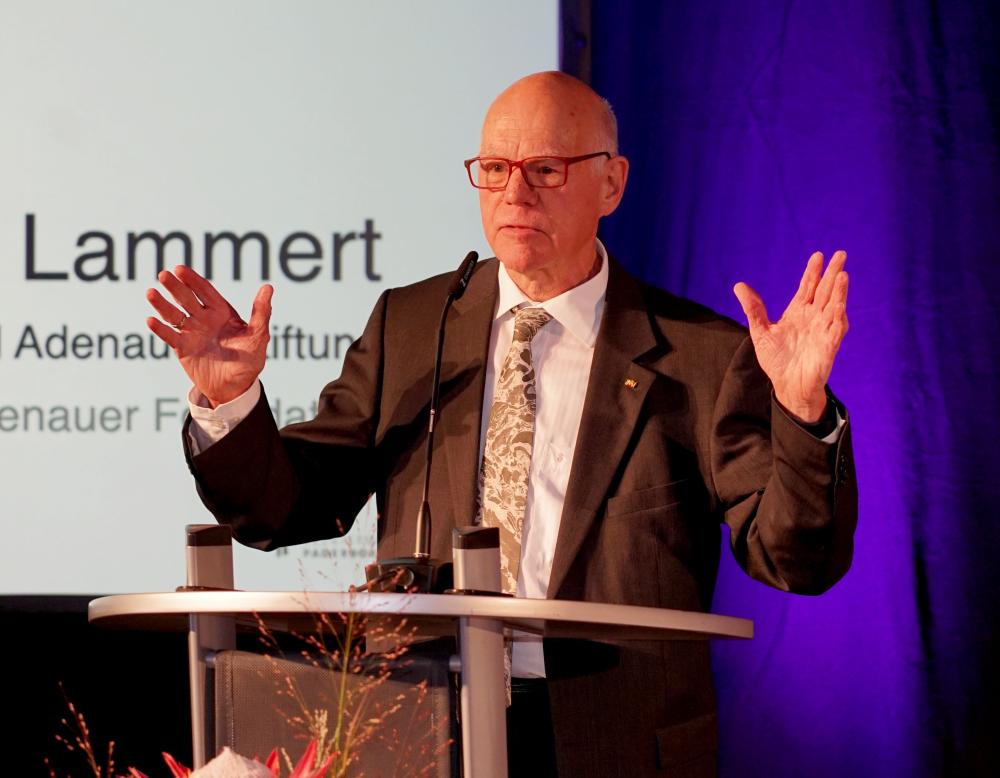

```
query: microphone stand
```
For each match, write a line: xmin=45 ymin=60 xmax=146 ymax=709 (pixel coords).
xmin=358 ymin=251 xmax=479 ymax=594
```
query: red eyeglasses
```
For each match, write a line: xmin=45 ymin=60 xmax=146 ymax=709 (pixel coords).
xmin=464 ymin=152 xmax=612 ymax=190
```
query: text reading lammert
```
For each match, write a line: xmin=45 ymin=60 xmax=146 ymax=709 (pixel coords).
xmin=146 ymin=72 xmax=857 ymax=777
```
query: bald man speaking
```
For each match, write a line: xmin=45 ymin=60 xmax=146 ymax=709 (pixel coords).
xmin=147 ymin=72 xmax=857 ymax=777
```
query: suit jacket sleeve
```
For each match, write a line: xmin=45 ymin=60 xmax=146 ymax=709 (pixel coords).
xmin=183 ymin=290 xmax=391 ymax=550
xmin=711 ymin=335 xmax=857 ymax=594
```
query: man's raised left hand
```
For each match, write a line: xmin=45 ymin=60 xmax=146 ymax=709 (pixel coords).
xmin=733 ymin=250 xmax=849 ymax=423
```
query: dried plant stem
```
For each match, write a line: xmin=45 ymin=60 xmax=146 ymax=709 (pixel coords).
xmin=49 ymin=684 xmax=116 ymax=778
xmin=330 ymin=611 xmax=355 ymax=759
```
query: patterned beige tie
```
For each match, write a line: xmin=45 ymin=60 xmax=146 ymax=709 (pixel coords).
xmin=478 ymin=305 xmax=553 ymax=592
xmin=477 ymin=306 xmax=552 ymax=703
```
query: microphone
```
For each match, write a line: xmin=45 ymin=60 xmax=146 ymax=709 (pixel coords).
xmin=360 ymin=250 xmax=479 ymax=593
xmin=415 ymin=251 xmax=478 ymax=557
xmin=446 ymin=250 xmax=479 ymax=300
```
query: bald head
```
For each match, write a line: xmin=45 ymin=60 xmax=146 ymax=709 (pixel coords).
xmin=474 ymin=71 xmax=629 ymax=301
xmin=482 ymin=71 xmax=618 ymax=156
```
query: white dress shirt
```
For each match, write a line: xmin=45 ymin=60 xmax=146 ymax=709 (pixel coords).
xmin=481 ymin=243 xmax=608 ymax=676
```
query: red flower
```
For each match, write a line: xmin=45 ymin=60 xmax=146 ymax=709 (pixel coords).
xmin=154 ymin=740 xmax=332 ymax=778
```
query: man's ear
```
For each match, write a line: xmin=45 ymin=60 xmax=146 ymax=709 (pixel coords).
xmin=599 ymin=154 xmax=629 ymax=217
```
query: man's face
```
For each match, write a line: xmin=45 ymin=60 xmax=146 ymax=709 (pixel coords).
xmin=477 ymin=79 xmax=626 ymax=295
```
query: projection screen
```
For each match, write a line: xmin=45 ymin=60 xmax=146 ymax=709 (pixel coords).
xmin=0 ymin=0 xmax=559 ymax=593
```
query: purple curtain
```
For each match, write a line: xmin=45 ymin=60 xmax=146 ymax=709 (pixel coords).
xmin=576 ymin=2 xmax=1000 ymax=774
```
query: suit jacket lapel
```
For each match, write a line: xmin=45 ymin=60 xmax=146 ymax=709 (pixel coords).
xmin=440 ymin=260 xmax=498 ymax=527
xmin=547 ymin=259 xmax=663 ymax=598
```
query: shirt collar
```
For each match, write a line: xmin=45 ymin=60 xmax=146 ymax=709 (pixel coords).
xmin=494 ymin=240 xmax=608 ymax=348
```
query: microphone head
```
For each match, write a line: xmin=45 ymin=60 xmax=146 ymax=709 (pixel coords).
xmin=447 ymin=251 xmax=479 ymax=300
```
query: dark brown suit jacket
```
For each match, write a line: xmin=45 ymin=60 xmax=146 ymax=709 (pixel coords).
xmin=187 ymin=257 xmax=857 ymax=777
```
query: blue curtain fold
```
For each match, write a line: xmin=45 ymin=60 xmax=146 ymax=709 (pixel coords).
xmin=583 ymin=2 xmax=1000 ymax=775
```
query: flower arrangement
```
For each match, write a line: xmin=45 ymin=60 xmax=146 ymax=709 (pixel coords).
xmin=47 ymin=607 xmax=451 ymax=777
xmin=133 ymin=740 xmax=331 ymax=778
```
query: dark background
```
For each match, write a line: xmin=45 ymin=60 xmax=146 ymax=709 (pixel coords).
xmin=567 ymin=1 xmax=1000 ymax=775
xmin=8 ymin=2 xmax=999 ymax=775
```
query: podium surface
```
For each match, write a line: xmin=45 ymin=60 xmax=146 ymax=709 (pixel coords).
xmin=89 ymin=590 xmax=753 ymax=641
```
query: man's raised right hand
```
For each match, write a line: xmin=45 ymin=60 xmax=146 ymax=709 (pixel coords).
xmin=146 ymin=265 xmax=273 ymax=408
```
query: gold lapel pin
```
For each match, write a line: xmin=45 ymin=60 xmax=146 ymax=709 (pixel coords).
xmin=624 ymin=378 xmax=639 ymax=390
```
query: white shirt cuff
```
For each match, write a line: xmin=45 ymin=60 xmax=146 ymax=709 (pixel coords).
xmin=186 ymin=381 xmax=261 ymax=454
xmin=821 ymin=409 xmax=847 ymax=445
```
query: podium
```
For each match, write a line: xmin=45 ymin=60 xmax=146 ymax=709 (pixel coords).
xmin=89 ymin=590 xmax=752 ymax=776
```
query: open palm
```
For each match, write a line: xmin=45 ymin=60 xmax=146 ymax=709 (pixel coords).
xmin=734 ymin=251 xmax=849 ymax=423
xmin=146 ymin=265 xmax=273 ymax=407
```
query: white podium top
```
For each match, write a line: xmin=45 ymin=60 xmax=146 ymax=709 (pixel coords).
xmin=89 ymin=591 xmax=752 ymax=642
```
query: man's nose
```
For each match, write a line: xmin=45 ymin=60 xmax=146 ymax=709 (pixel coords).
xmin=503 ymin=166 xmax=537 ymax=204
